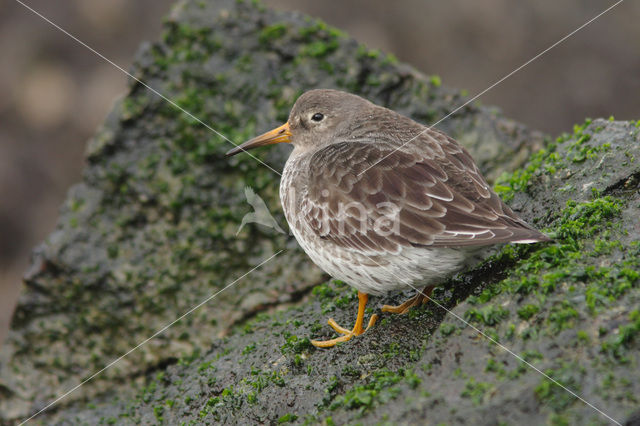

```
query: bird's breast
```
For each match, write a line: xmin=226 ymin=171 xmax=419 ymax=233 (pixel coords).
xmin=279 ymin=153 xmax=308 ymax=232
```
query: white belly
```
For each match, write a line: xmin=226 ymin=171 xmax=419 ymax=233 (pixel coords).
xmin=292 ymin=223 xmax=470 ymax=295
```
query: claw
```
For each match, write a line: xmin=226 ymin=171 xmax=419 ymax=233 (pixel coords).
xmin=381 ymin=286 xmax=434 ymax=315
xmin=312 ymin=292 xmax=378 ymax=348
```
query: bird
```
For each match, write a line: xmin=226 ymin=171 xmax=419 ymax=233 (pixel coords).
xmin=236 ymin=186 xmax=286 ymax=235
xmin=226 ymin=89 xmax=550 ymax=348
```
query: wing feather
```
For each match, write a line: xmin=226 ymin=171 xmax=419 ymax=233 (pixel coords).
xmin=300 ymin=127 xmax=549 ymax=254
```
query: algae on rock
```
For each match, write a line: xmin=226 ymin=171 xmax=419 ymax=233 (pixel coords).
xmin=51 ymin=118 xmax=640 ymax=425
xmin=4 ymin=0 xmax=637 ymax=425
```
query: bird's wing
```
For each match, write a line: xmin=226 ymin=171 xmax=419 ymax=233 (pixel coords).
xmin=300 ymin=130 xmax=549 ymax=255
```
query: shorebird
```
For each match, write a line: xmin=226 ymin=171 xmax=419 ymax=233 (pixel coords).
xmin=226 ymin=89 xmax=549 ymax=348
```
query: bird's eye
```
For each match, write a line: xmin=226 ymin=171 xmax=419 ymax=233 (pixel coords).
xmin=311 ymin=113 xmax=324 ymax=122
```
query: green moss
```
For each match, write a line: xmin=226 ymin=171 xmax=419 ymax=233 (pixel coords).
xmin=277 ymin=413 xmax=298 ymax=423
xmin=311 ymin=280 xmax=358 ymax=315
xmin=160 ymin=22 xmax=217 ymax=64
xmin=517 ymin=304 xmax=540 ymax=320
xmin=70 ymin=197 xmax=85 ymax=212
xmin=298 ymin=19 xmax=344 ymax=40
xmin=534 ymin=366 xmax=581 ymax=411
xmin=521 ymin=350 xmax=543 ymax=363
xmin=383 ymin=342 xmax=401 ymax=359
xmin=576 ymin=330 xmax=590 ymax=344
xmin=153 ymin=404 xmax=164 ymax=421
xmin=548 ymin=413 xmax=570 ymax=426
xmin=300 ymin=39 xmax=339 ymax=58
xmin=601 ymin=309 xmax=640 ymax=361
xmin=464 ymin=305 xmax=509 ymax=326
xmin=242 ymin=343 xmax=256 ymax=355
xmin=494 ymin=143 xmax=560 ymax=201
xmin=329 ymin=369 xmax=403 ymax=412
xmin=280 ymin=333 xmax=313 ymax=355
xmin=478 ymin=196 xmax=626 ymax=303
xmin=356 ymin=45 xmax=380 ymax=59
xmin=404 ymin=369 xmax=422 ymax=389
xmin=485 ymin=358 xmax=506 ymax=377
xmin=334 ymin=288 xmax=357 ymax=308
xmin=495 ymin=118 xmax=622 ymax=202
xmin=547 ymin=301 xmax=579 ymax=333
xmin=121 ymin=95 xmax=148 ymax=122
xmin=270 ymin=370 xmax=286 ymax=387
xmin=311 ymin=280 xmax=339 ymax=299
xmin=248 ymin=373 xmax=269 ymax=392
xmin=259 ymin=23 xmax=288 ymax=44
xmin=564 ymin=119 xmax=612 ymax=164
xmin=294 ymin=18 xmax=345 ymax=60
xmin=461 ymin=378 xmax=493 ymax=405
xmin=382 ymin=53 xmax=398 ymax=65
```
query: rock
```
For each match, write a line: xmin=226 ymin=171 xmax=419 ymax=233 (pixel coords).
xmin=47 ymin=118 xmax=639 ymax=425
xmin=4 ymin=0 xmax=637 ymax=424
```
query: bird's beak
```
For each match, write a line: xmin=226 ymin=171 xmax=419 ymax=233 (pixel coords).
xmin=225 ymin=122 xmax=292 ymax=157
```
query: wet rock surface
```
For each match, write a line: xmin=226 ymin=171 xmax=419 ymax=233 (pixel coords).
xmin=1 ymin=0 xmax=638 ymax=425
xmin=55 ymin=119 xmax=640 ymax=426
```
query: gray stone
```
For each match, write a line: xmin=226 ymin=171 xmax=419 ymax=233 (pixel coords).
xmin=2 ymin=0 xmax=638 ymax=425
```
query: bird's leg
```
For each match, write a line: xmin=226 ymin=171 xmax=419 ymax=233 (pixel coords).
xmin=381 ymin=286 xmax=434 ymax=315
xmin=311 ymin=291 xmax=378 ymax=348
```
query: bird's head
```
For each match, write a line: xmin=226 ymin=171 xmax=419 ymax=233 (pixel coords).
xmin=225 ymin=89 xmax=373 ymax=157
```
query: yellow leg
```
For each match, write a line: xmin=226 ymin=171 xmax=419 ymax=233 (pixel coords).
xmin=311 ymin=291 xmax=379 ymax=348
xmin=381 ymin=286 xmax=434 ymax=315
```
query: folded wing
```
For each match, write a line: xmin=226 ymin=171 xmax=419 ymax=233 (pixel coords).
xmin=301 ymin=129 xmax=549 ymax=255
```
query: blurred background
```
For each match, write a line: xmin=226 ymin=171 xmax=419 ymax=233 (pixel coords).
xmin=1 ymin=0 xmax=638 ymax=343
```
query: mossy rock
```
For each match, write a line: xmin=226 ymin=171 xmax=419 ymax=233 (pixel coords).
xmin=51 ymin=119 xmax=640 ymax=426
xmin=3 ymin=0 xmax=638 ymax=424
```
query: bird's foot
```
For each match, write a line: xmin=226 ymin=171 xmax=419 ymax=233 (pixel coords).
xmin=311 ymin=291 xmax=378 ymax=348
xmin=311 ymin=314 xmax=378 ymax=348
xmin=381 ymin=286 xmax=434 ymax=315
